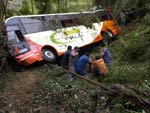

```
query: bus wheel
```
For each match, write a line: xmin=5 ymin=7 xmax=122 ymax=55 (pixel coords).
xmin=102 ymin=31 xmax=112 ymax=45
xmin=42 ymin=49 xmax=56 ymax=63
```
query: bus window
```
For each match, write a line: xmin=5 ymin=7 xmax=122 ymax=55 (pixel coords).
xmin=52 ymin=15 xmax=63 ymax=29
xmin=20 ymin=17 xmax=47 ymax=34
xmin=61 ymin=20 xmax=67 ymax=27
xmin=7 ymin=31 xmax=20 ymax=45
xmin=39 ymin=16 xmax=56 ymax=30
xmin=74 ymin=18 xmax=80 ymax=25
xmin=7 ymin=25 xmax=19 ymax=32
xmin=15 ymin=30 xmax=25 ymax=42
xmin=77 ymin=13 xmax=99 ymax=24
xmin=96 ymin=11 xmax=113 ymax=21
xmin=7 ymin=25 xmax=20 ymax=45
xmin=61 ymin=19 xmax=76 ymax=27
xmin=105 ymin=11 xmax=113 ymax=20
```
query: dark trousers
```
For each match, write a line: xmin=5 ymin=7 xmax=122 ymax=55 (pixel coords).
xmin=93 ymin=67 xmax=104 ymax=77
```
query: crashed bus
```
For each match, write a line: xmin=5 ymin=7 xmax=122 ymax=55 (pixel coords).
xmin=4 ymin=9 xmax=121 ymax=66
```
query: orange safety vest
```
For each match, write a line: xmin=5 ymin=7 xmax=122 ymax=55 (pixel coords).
xmin=92 ymin=58 xmax=108 ymax=74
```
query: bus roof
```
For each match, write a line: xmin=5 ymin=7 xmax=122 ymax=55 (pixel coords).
xmin=5 ymin=9 xmax=109 ymax=23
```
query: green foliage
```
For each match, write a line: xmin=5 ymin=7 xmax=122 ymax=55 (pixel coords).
xmin=30 ymin=66 xmax=106 ymax=112
xmin=77 ymin=13 xmax=100 ymax=29
xmin=143 ymin=14 xmax=150 ymax=25
xmin=103 ymin=62 xmax=150 ymax=86
xmin=28 ymin=65 xmax=147 ymax=113
xmin=34 ymin=0 xmax=52 ymax=13
xmin=0 ymin=80 xmax=6 ymax=91
xmin=102 ymin=23 xmax=150 ymax=88
xmin=18 ymin=1 xmax=32 ymax=15
xmin=120 ymin=27 xmax=150 ymax=63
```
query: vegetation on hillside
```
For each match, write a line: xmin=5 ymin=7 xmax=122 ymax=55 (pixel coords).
xmin=0 ymin=17 xmax=150 ymax=113
xmin=0 ymin=0 xmax=150 ymax=113
xmin=103 ymin=24 xmax=150 ymax=87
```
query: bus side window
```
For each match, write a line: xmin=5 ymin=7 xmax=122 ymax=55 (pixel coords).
xmin=61 ymin=19 xmax=75 ymax=27
xmin=61 ymin=20 xmax=67 ymax=27
xmin=74 ymin=18 xmax=80 ymax=25
xmin=101 ymin=12 xmax=108 ymax=21
xmin=106 ymin=11 xmax=113 ymax=20
xmin=7 ymin=31 xmax=19 ymax=45
xmin=15 ymin=30 xmax=25 ymax=42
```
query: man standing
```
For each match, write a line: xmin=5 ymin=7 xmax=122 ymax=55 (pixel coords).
xmin=68 ymin=46 xmax=80 ymax=73
xmin=60 ymin=45 xmax=72 ymax=69
xmin=100 ymin=44 xmax=112 ymax=67
xmin=120 ymin=11 xmax=126 ymax=25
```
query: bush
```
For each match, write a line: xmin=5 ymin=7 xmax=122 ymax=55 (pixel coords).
xmin=143 ymin=14 xmax=150 ymax=25
xmin=103 ymin=24 xmax=150 ymax=87
xmin=116 ymin=26 xmax=150 ymax=63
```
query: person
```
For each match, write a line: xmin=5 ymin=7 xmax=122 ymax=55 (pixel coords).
xmin=68 ymin=46 xmax=80 ymax=73
xmin=75 ymin=53 xmax=91 ymax=76
xmin=100 ymin=44 xmax=112 ymax=67
xmin=92 ymin=55 xmax=108 ymax=77
xmin=120 ymin=11 xmax=126 ymax=25
xmin=60 ymin=45 xmax=72 ymax=69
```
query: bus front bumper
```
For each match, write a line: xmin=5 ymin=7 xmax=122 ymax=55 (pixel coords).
xmin=15 ymin=51 xmax=42 ymax=66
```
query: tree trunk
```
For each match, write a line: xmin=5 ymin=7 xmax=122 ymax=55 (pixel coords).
xmin=46 ymin=0 xmax=51 ymax=13
xmin=65 ymin=0 xmax=68 ymax=12
xmin=0 ymin=0 xmax=8 ymax=25
xmin=31 ymin=0 xmax=34 ymax=14
xmin=57 ymin=0 xmax=60 ymax=13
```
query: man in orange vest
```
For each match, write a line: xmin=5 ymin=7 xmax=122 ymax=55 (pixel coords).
xmin=92 ymin=55 xmax=108 ymax=77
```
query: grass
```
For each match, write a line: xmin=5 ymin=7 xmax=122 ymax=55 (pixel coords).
xmin=100 ymin=24 xmax=150 ymax=90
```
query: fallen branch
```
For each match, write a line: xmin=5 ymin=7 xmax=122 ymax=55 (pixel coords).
xmin=0 ymin=58 xmax=5 ymax=72
xmin=47 ymin=63 xmax=150 ymax=111
xmin=108 ymin=84 xmax=150 ymax=111
xmin=126 ymin=84 xmax=150 ymax=97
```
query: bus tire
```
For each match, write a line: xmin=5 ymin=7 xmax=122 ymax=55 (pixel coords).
xmin=42 ymin=48 xmax=57 ymax=63
xmin=102 ymin=31 xmax=112 ymax=45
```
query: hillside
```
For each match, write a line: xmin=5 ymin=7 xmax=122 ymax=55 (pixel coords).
xmin=0 ymin=0 xmax=150 ymax=112
xmin=0 ymin=20 xmax=150 ymax=113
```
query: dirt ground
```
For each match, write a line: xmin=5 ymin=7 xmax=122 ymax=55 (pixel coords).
xmin=0 ymin=67 xmax=46 ymax=112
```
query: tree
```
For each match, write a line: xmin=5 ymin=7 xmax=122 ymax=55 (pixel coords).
xmin=31 ymin=0 xmax=34 ymax=14
xmin=19 ymin=1 xmax=31 ymax=15
xmin=34 ymin=0 xmax=52 ymax=14
xmin=0 ymin=0 xmax=8 ymax=23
